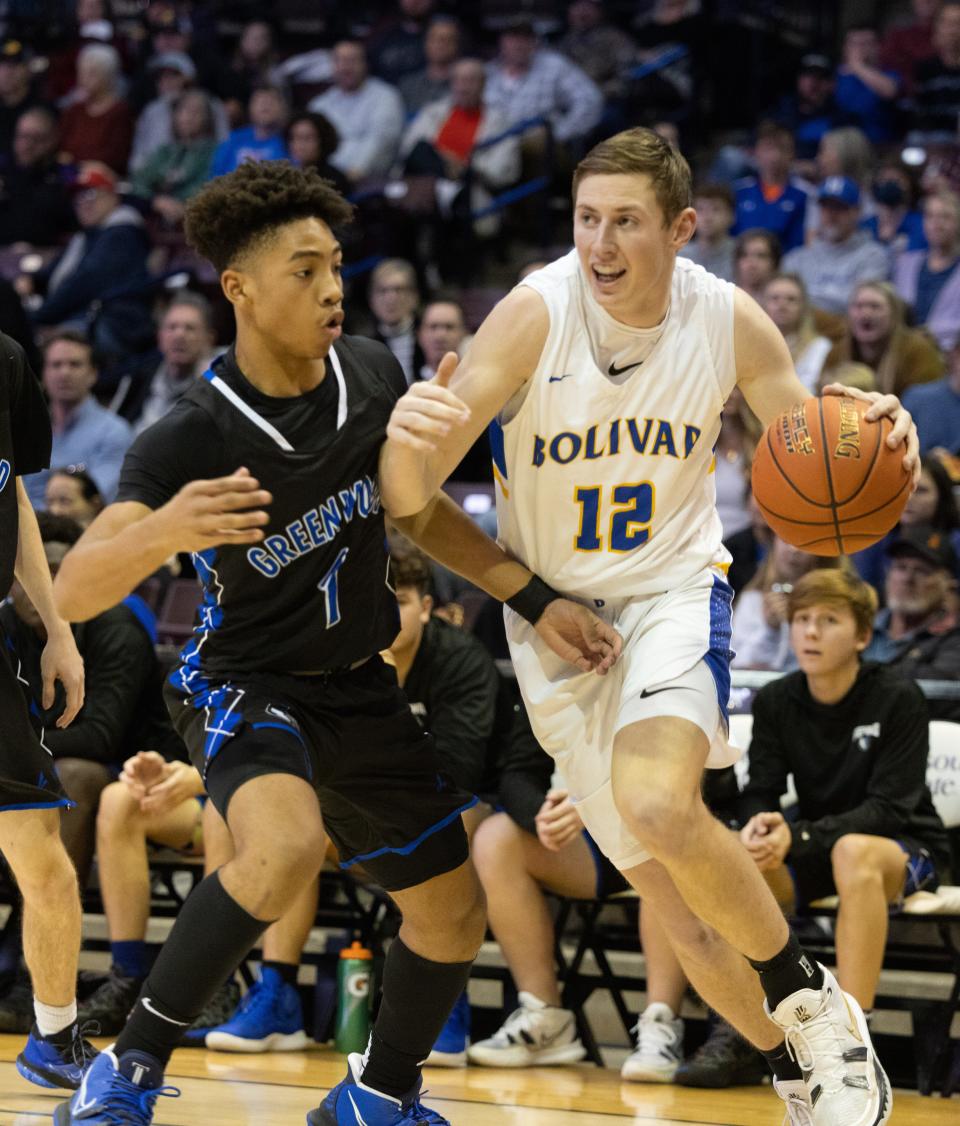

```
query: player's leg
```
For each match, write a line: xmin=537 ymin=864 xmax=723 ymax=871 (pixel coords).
xmin=466 ymin=812 xmax=593 ymax=1067
xmin=830 ymin=834 xmax=909 ymax=1010
xmin=81 ymin=782 xmax=202 ymax=1034
xmin=54 ymin=758 xmax=114 ymax=890
xmin=0 ymin=807 xmax=96 ymax=1089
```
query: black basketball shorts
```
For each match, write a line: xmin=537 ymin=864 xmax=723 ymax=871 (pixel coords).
xmin=0 ymin=643 xmax=71 ymax=811
xmin=165 ymin=656 xmax=474 ymax=891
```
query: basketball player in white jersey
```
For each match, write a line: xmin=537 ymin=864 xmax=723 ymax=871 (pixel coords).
xmin=382 ymin=129 xmax=919 ymax=1124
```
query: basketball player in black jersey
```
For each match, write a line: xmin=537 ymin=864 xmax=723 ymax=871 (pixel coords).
xmin=51 ymin=162 xmax=620 ymax=1126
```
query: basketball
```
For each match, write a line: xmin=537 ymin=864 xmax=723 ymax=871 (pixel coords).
xmin=751 ymin=396 xmax=912 ymax=556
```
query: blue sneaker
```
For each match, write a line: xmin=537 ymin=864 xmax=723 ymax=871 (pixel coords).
xmin=53 ymin=1047 xmax=179 ymax=1124
xmin=16 ymin=1022 xmax=99 ymax=1089
xmin=205 ymin=967 xmax=309 ymax=1052
xmin=425 ymin=992 xmax=469 ymax=1068
xmin=307 ymin=1053 xmax=450 ymax=1125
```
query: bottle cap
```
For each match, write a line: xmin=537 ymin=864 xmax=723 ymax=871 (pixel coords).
xmin=340 ymin=940 xmax=373 ymax=960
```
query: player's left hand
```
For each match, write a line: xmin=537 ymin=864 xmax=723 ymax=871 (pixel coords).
xmin=535 ymin=599 xmax=623 ymax=675
xmin=40 ymin=624 xmax=84 ymax=727
xmin=386 ymin=351 xmax=471 ymax=453
xmin=822 ymin=383 xmax=920 ymax=488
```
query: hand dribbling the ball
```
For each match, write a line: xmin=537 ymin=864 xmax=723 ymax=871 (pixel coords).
xmin=822 ymin=383 xmax=920 ymax=490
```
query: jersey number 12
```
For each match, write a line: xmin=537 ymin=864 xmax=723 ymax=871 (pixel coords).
xmin=574 ymin=483 xmax=655 ymax=552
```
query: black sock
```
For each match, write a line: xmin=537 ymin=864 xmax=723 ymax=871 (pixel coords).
xmin=261 ymin=960 xmax=298 ymax=987
xmin=361 ymin=939 xmax=472 ymax=1099
xmin=761 ymin=1041 xmax=804 ymax=1082
xmin=116 ymin=872 xmax=271 ymax=1066
xmin=748 ymin=931 xmax=824 ymax=1011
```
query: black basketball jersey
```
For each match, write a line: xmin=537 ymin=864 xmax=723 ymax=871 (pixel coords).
xmin=117 ymin=335 xmax=405 ymax=685
xmin=0 ymin=333 xmax=52 ymax=595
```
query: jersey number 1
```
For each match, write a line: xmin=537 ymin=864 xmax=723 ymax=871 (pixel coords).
xmin=574 ymin=483 xmax=655 ymax=552
xmin=318 ymin=548 xmax=349 ymax=628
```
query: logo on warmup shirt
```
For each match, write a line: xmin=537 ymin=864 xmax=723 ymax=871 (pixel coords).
xmin=852 ymin=723 xmax=880 ymax=753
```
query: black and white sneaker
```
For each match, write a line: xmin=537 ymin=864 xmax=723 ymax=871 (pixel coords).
xmin=621 ymin=1003 xmax=683 ymax=1082
xmin=466 ymin=992 xmax=586 ymax=1068
xmin=768 ymin=966 xmax=891 ymax=1126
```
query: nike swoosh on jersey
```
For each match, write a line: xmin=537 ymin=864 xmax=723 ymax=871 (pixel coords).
xmin=608 ymin=360 xmax=643 ymax=377
xmin=639 ymin=685 xmax=695 ymax=698
xmin=141 ymin=997 xmax=189 ymax=1026
xmin=548 ymin=373 xmax=574 ymax=383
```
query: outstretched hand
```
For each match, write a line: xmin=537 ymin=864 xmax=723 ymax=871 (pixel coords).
xmin=821 ymin=383 xmax=920 ymax=488
xmin=534 ymin=599 xmax=623 ymax=675
xmin=385 ymin=351 xmax=471 ymax=453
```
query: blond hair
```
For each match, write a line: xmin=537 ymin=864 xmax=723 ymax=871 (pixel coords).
xmin=573 ymin=127 xmax=692 ymax=225
xmin=787 ymin=568 xmax=878 ymax=637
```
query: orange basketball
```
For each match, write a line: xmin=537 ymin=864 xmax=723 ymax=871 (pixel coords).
xmin=750 ymin=396 xmax=911 ymax=556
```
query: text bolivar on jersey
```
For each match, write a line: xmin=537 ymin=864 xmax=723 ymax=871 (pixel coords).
xmin=530 ymin=416 xmax=704 ymax=467
xmin=246 ymin=474 xmax=381 ymax=578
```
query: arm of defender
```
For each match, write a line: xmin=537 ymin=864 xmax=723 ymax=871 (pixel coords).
xmin=54 ymin=470 xmax=272 ymax=622
xmin=734 ymin=289 xmax=919 ymax=481
xmin=379 ymin=285 xmax=549 ymax=517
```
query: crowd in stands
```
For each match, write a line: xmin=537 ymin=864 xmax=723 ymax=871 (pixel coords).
xmin=0 ymin=0 xmax=959 ymax=1096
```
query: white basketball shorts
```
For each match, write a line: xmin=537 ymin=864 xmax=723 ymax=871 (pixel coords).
xmin=506 ymin=567 xmax=741 ymax=871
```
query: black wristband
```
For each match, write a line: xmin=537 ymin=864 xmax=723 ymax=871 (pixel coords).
xmin=506 ymin=574 xmax=559 ymax=625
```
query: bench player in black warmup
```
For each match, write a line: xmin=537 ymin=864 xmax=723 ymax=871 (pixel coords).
xmin=0 ymin=334 xmax=95 ymax=1091
xmin=51 ymin=162 xmax=620 ymax=1126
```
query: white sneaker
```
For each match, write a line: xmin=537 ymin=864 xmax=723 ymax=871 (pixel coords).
xmin=621 ymin=1003 xmax=683 ymax=1083
xmin=774 ymin=1078 xmax=815 ymax=1125
xmin=466 ymin=992 xmax=587 ymax=1068
xmin=767 ymin=966 xmax=892 ymax=1126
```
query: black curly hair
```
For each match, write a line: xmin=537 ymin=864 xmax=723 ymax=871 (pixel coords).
xmin=184 ymin=160 xmax=355 ymax=274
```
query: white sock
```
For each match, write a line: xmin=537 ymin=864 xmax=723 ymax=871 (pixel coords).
xmin=34 ymin=998 xmax=77 ymax=1038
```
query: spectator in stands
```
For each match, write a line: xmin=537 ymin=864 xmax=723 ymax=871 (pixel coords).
xmin=115 ymin=292 xmax=216 ymax=432
xmin=220 ymin=20 xmax=284 ymax=114
xmin=45 ymin=467 xmax=104 ymax=527
xmin=0 ymin=38 xmax=47 ymax=159
xmin=894 ymin=191 xmax=960 ymax=353
xmin=365 ymin=259 xmax=422 ymax=385
xmin=913 ymin=0 xmax=960 ymax=136
xmin=368 ymin=0 xmax=436 ymax=85
xmin=762 ymin=273 xmax=833 ymax=392
xmin=399 ymin=57 xmax=520 ymax=199
xmin=0 ymin=107 xmax=75 ymax=247
xmin=731 ymin=537 xmax=845 ymax=671
xmin=835 ymin=25 xmax=901 ymax=143
xmin=732 ymin=122 xmax=809 ymax=254
xmin=739 ymin=568 xmax=950 ymax=1017
xmin=78 ymin=749 xmax=211 ymax=1036
xmin=0 ymin=514 xmax=185 ymax=977
xmin=483 ymin=19 xmax=604 ymax=150
xmin=854 ymin=454 xmax=960 ymax=588
xmin=417 ymin=300 xmax=467 ymax=382
xmin=783 ymin=177 xmax=890 ymax=314
xmin=58 ymin=43 xmax=133 ymax=174
xmin=769 ymin=53 xmax=846 ymax=164
xmin=23 ymin=331 xmax=132 ymax=508
xmin=284 ymin=112 xmax=350 ymax=197
xmin=130 ymin=90 xmax=218 ymax=225
xmin=732 ymin=228 xmax=782 ymax=303
xmin=863 ymin=527 xmax=960 ymax=718
xmin=557 ymin=0 xmax=638 ymax=104
xmin=210 ymin=84 xmax=288 ymax=179
xmin=808 ymin=126 xmax=877 ymax=238
xmin=862 ymin=162 xmax=927 ymax=255
xmin=827 ymin=281 xmax=944 ymax=396
xmin=903 ymin=341 xmax=960 ymax=453
xmin=881 ymin=0 xmax=940 ymax=94
xmin=679 ymin=183 xmax=735 ymax=280
xmin=308 ymin=40 xmax=405 ymax=183
xmin=18 ymin=163 xmax=155 ymax=366
xmin=129 ymin=52 xmax=228 ymax=174
xmin=398 ymin=14 xmax=461 ymax=115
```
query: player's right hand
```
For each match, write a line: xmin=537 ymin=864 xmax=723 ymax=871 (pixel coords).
xmin=386 ymin=351 xmax=471 ymax=452
xmin=535 ymin=599 xmax=623 ymax=675
xmin=535 ymin=789 xmax=583 ymax=851
xmin=155 ymin=467 xmax=272 ymax=552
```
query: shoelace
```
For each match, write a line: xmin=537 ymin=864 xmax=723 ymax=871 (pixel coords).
xmin=780 ymin=1092 xmax=815 ymax=1126
xmin=631 ymin=1016 xmax=679 ymax=1057
xmin=96 ymin=1073 xmax=180 ymax=1126
xmin=404 ymin=1088 xmax=447 ymax=1124
xmin=70 ymin=1021 xmax=101 ymax=1071
xmin=783 ymin=1005 xmax=853 ymax=1095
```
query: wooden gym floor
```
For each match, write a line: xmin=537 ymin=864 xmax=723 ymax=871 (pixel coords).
xmin=0 ymin=1039 xmax=954 ymax=1124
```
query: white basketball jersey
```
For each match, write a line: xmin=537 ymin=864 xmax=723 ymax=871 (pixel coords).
xmin=492 ymin=251 xmax=736 ymax=599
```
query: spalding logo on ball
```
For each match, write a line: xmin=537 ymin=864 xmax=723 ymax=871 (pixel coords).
xmin=751 ymin=396 xmax=911 ymax=556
